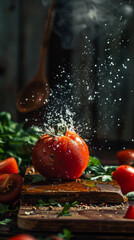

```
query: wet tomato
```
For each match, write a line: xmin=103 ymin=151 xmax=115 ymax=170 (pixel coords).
xmin=112 ymin=165 xmax=134 ymax=194
xmin=124 ymin=205 xmax=134 ymax=219
xmin=32 ymin=124 xmax=89 ymax=180
xmin=0 ymin=173 xmax=23 ymax=203
xmin=7 ymin=234 xmax=37 ymax=240
xmin=116 ymin=149 xmax=134 ymax=165
xmin=0 ymin=157 xmax=19 ymax=174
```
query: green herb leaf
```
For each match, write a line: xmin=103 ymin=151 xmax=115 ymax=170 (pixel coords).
xmin=101 ymin=175 xmax=113 ymax=182
xmin=126 ymin=191 xmax=134 ymax=200
xmin=57 ymin=202 xmax=71 ymax=217
xmin=71 ymin=201 xmax=78 ymax=207
xmin=0 ymin=218 xmax=13 ymax=225
xmin=27 ymin=175 xmax=46 ymax=184
xmin=0 ymin=203 xmax=10 ymax=214
xmin=104 ymin=165 xmax=118 ymax=175
xmin=58 ymin=228 xmax=73 ymax=240
xmin=83 ymin=161 xmax=118 ymax=182
xmin=0 ymin=203 xmax=18 ymax=214
xmin=0 ymin=111 xmax=42 ymax=173
xmin=36 ymin=199 xmax=62 ymax=207
xmin=88 ymin=156 xmax=101 ymax=166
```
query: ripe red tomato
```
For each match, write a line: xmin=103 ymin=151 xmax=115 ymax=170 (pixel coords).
xmin=116 ymin=149 xmax=134 ymax=165
xmin=0 ymin=157 xmax=19 ymax=174
xmin=112 ymin=165 xmax=134 ymax=194
xmin=0 ymin=173 xmax=23 ymax=203
xmin=32 ymin=128 xmax=89 ymax=180
xmin=7 ymin=234 xmax=37 ymax=240
xmin=124 ymin=205 xmax=134 ymax=219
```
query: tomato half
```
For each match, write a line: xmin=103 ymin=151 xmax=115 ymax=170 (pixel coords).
xmin=124 ymin=205 xmax=134 ymax=219
xmin=32 ymin=127 xmax=89 ymax=180
xmin=0 ymin=173 xmax=23 ymax=203
xmin=0 ymin=157 xmax=19 ymax=174
xmin=7 ymin=234 xmax=37 ymax=240
xmin=112 ymin=165 xmax=134 ymax=195
xmin=116 ymin=149 xmax=134 ymax=165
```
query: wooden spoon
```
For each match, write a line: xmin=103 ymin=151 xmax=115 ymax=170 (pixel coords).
xmin=16 ymin=0 xmax=55 ymax=113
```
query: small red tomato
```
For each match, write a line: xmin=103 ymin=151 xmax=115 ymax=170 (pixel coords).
xmin=117 ymin=149 xmax=134 ymax=165
xmin=0 ymin=157 xmax=19 ymax=174
xmin=7 ymin=234 xmax=37 ymax=240
xmin=112 ymin=165 xmax=134 ymax=194
xmin=0 ymin=173 xmax=23 ymax=203
xmin=32 ymin=125 xmax=89 ymax=180
xmin=124 ymin=205 xmax=134 ymax=219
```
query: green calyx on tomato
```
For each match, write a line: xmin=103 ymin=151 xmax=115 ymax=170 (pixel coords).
xmin=32 ymin=123 xmax=89 ymax=180
xmin=0 ymin=173 xmax=23 ymax=203
xmin=45 ymin=122 xmax=68 ymax=137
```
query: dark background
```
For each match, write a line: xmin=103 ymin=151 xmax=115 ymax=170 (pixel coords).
xmin=0 ymin=0 xmax=134 ymax=158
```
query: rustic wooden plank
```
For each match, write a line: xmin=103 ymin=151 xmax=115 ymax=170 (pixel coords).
xmin=20 ymin=166 xmax=126 ymax=205
xmin=18 ymin=203 xmax=131 ymax=233
xmin=17 ymin=166 xmax=130 ymax=233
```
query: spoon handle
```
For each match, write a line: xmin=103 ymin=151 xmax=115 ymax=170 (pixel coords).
xmin=38 ymin=0 xmax=55 ymax=75
xmin=42 ymin=0 xmax=55 ymax=48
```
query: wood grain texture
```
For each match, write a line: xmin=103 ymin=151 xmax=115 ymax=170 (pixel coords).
xmin=17 ymin=166 xmax=130 ymax=232
xmin=18 ymin=204 xmax=131 ymax=233
xmin=20 ymin=166 xmax=126 ymax=205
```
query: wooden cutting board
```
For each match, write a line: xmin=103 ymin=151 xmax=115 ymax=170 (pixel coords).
xmin=18 ymin=166 xmax=132 ymax=233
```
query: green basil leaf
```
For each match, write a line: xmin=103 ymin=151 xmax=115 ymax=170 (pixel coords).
xmin=104 ymin=165 xmax=118 ymax=175
xmin=88 ymin=156 xmax=101 ymax=166
xmin=126 ymin=191 xmax=134 ymax=200
xmin=0 ymin=218 xmax=13 ymax=225
xmin=0 ymin=203 xmax=10 ymax=214
xmin=58 ymin=229 xmax=73 ymax=240
xmin=0 ymin=112 xmax=11 ymax=127
xmin=57 ymin=202 xmax=71 ymax=217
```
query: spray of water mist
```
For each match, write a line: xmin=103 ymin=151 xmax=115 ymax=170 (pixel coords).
xmin=32 ymin=0 xmax=134 ymax=144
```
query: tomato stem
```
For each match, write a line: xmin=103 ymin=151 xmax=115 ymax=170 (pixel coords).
xmin=43 ymin=123 xmax=68 ymax=137
xmin=54 ymin=123 xmax=67 ymax=136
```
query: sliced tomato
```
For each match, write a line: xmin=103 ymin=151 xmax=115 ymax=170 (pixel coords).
xmin=0 ymin=157 xmax=19 ymax=174
xmin=0 ymin=173 xmax=23 ymax=203
xmin=7 ymin=234 xmax=37 ymax=240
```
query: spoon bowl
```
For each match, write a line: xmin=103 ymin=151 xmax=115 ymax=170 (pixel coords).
xmin=16 ymin=74 xmax=50 ymax=113
xmin=16 ymin=0 xmax=55 ymax=113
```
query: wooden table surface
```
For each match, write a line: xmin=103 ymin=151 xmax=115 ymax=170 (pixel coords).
xmin=1 ymin=209 xmax=134 ymax=240
xmin=1 ymin=145 xmax=134 ymax=240
xmin=1 ymin=190 xmax=134 ymax=240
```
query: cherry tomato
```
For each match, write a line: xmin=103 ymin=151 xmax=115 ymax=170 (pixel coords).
xmin=116 ymin=149 xmax=134 ymax=165
xmin=112 ymin=165 xmax=134 ymax=194
xmin=0 ymin=173 xmax=23 ymax=203
xmin=0 ymin=157 xmax=19 ymax=174
xmin=124 ymin=205 xmax=134 ymax=219
xmin=32 ymin=126 xmax=89 ymax=180
xmin=7 ymin=234 xmax=37 ymax=240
